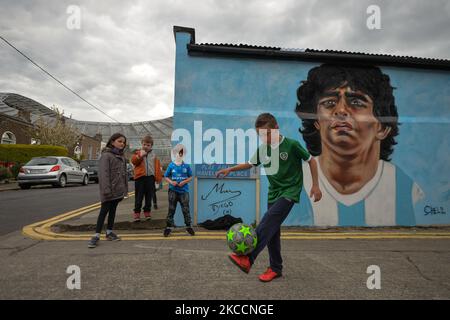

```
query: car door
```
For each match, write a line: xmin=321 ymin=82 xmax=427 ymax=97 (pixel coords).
xmin=60 ymin=158 xmax=74 ymax=182
xmin=69 ymin=158 xmax=83 ymax=182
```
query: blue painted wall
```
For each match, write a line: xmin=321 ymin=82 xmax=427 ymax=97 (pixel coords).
xmin=171 ymin=30 xmax=450 ymax=227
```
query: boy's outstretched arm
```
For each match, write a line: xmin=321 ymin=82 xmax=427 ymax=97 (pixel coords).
xmin=216 ymin=163 xmax=253 ymax=178
xmin=307 ymin=158 xmax=322 ymax=202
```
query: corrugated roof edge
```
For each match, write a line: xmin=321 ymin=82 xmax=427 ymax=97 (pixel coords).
xmin=0 ymin=92 xmax=174 ymax=125
xmin=173 ymin=26 xmax=450 ymax=70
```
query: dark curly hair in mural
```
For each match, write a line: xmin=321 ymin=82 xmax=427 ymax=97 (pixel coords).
xmin=295 ymin=64 xmax=399 ymax=161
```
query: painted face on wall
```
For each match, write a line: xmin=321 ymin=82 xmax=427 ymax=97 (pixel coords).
xmin=314 ymin=85 xmax=391 ymax=157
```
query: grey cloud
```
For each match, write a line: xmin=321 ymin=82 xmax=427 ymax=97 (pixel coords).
xmin=0 ymin=0 xmax=448 ymax=122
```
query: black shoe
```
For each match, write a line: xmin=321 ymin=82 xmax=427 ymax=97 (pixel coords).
xmin=186 ymin=227 xmax=195 ymax=236
xmin=88 ymin=236 xmax=99 ymax=248
xmin=106 ymin=232 xmax=121 ymax=241
xmin=163 ymin=228 xmax=172 ymax=237
xmin=153 ymin=204 xmax=158 ymax=210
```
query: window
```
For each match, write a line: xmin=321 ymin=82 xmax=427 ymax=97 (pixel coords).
xmin=1 ymin=131 xmax=16 ymax=144
xmin=81 ymin=160 xmax=98 ymax=166
xmin=61 ymin=159 xmax=72 ymax=167
xmin=26 ymin=157 xmax=58 ymax=166
xmin=69 ymin=159 xmax=79 ymax=168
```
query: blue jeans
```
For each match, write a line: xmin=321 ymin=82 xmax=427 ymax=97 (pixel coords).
xmin=249 ymin=197 xmax=295 ymax=274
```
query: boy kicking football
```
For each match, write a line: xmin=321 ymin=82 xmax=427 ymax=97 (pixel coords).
xmin=216 ymin=113 xmax=322 ymax=282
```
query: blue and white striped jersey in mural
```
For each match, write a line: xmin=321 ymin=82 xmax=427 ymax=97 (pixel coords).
xmin=292 ymin=157 xmax=425 ymax=227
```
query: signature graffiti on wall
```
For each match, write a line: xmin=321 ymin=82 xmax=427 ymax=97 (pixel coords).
xmin=424 ymin=205 xmax=447 ymax=216
xmin=201 ymin=182 xmax=242 ymax=216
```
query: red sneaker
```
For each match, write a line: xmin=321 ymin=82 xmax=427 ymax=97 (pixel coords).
xmin=143 ymin=211 xmax=151 ymax=220
xmin=259 ymin=267 xmax=282 ymax=282
xmin=133 ymin=212 xmax=141 ymax=222
xmin=228 ymin=254 xmax=251 ymax=274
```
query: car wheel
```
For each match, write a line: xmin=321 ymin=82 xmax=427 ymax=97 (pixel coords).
xmin=19 ymin=184 xmax=31 ymax=190
xmin=58 ymin=174 xmax=67 ymax=188
xmin=82 ymin=175 xmax=88 ymax=186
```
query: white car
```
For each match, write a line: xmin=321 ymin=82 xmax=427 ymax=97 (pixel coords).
xmin=17 ymin=156 xmax=89 ymax=189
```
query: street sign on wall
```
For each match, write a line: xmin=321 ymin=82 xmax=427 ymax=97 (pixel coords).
xmin=194 ymin=164 xmax=260 ymax=225
xmin=195 ymin=163 xmax=258 ymax=179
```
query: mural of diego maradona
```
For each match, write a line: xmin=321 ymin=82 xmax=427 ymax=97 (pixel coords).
xmin=295 ymin=64 xmax=425 ymax=226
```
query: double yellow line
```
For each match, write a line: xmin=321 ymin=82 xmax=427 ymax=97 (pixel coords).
xmin=22 ymin=192 xmax=450 ymax=241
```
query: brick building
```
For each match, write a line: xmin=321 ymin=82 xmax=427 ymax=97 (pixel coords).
xmin=77 ymin=133 xmax=103 ymax=160
xmin=0 ymin=93 xmax=103 ymax=160
xmin=0 ymin=112 xmax=33 ymax=145
xmin=0 ymin=92 xmax=173 ymax=165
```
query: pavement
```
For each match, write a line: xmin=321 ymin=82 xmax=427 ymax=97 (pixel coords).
xmin=0 ymin=180 xmax=19 ymax=192
xmin=0 ymin=181 xmax=135 ymax=236
xmin=53 ymin=187 xmax=169 ymax=233
xmin=24 ymin=189 xmax=450 ymax=241
xmin=0 ymin=230 xmax=449 ymax=299
xmin=1 ymin=182 xmax=450 ymax=300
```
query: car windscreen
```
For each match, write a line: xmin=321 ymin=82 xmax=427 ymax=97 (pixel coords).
xmin=26 ymin=157 xmax=58 ymax=166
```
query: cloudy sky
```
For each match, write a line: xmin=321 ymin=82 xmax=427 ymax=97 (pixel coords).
xmin=1 ymin=0 xmax=449 ymax=123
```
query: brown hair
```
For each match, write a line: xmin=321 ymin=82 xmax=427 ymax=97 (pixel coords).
xmin=141 ymin=135 xmax=154 ymax=145
xmin=296 ymin=63 xmax=398 ymax=160
xmin=255 ymin=113 xmax=278 ymax=129
xmin=105 ymin=133 xmax=127 ymax=149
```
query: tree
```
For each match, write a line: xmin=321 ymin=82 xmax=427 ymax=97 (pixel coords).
xmin=27 ymin=106 xmax=81 ymax=154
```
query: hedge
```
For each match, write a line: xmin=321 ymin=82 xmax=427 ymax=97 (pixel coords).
xmin=0 ymin=144 xmax=68 ymax=164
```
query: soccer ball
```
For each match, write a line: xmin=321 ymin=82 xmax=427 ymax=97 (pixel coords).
xmin=226 ymin=223 xmax=258 ymax=255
